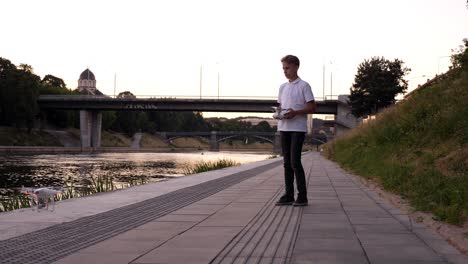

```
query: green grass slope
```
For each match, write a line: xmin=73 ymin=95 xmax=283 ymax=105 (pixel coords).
xmin=324 ymin=70 xmax=468 ymax=225
xmin=0 ymin=127 xmax=62 ymax=146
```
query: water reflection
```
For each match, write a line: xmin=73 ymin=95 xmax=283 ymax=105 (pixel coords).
xmin=0 ymin=152 xmax=269 ymax=211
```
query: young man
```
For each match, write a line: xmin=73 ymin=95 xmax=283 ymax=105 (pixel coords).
xmin=276 ymin=55 xmax=316 ymax=206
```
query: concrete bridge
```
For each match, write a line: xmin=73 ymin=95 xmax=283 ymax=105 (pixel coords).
xmin=37 ymin=95 xmax=353 ymax=149
xmin=158 ymin=131 xmax=328 ymax=153
xmin=158 ymin=131 xmax=281 ymax=152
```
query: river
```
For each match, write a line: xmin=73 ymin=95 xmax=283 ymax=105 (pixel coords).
xmin=0 ymin=151 xmax=273 ymax=211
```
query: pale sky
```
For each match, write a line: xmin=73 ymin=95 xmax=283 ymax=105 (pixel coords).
xmin=2 ymin=0 xmax=467 ymax=117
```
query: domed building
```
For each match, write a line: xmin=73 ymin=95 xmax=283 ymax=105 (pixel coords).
xmin=76 ymin=68 xmax=103 ymax=95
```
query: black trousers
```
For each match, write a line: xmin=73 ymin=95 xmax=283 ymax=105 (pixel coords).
xmin=280 ymin=131 xmax=307 ymax=200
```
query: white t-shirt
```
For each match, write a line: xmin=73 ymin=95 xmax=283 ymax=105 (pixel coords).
xmin=277 ymin=78 xmax=315 ymax=132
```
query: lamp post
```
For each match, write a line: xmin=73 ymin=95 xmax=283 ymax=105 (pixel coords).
xmin=329 ymin=60 xmax=338 ymax=100
xmin=330 ymin=62 xmax=333 ymax=99
xmin=216 ymin=61 xmax=220 ymax=99
xmin=199 ymin=65 xmax=203 ymax=99
xmin=322 ymin=64 xmax=325 ymax=100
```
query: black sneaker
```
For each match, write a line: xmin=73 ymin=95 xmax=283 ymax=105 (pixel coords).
xmin=275 ymin=195 xmax=294 ymax=206
xmin=293 ymin=198 xmax=308 ymax=207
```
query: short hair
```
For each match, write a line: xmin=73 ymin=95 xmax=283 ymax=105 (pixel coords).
xmin=281 ymin=55 xmax=300 ymax=66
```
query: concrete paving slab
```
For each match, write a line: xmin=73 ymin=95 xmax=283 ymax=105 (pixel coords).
xmin=302 ymin=204 xmax=346 ymax=214
xmin=79 ymin=239 xmax=165 ymax=254
xmin=294 ymin=238 xmax=363 ymax=252
xmin=295 ymin=228 xmax=357 ymax=239
xmin=356 ymin=233 xmax=422 ymax=246
xmin=291 ymin=251 xmax=369 ymax=264
xmin=197 ymin=210 xmax=261 ymax=227
xmin=133 ymin=221 xmax=197 ymax=231
xmin=54 ymin=252 xmax=139 ymax=264
xmin=364 ymin=244 xmax=444 ymax=262
xmin=347 ymin=216 xmax=401 ymax=225
xmin=112 ymin=229 xmax=182 ymax=242
xmin=153 ymin=214 xmax=209 ymax=222
xmin=354 ymin=224 xmax=410 ymax=234
xmin=444 ymin=253 xmax=468 ymax=264
xmin=132 ymin=247 xmax=219 ymax=264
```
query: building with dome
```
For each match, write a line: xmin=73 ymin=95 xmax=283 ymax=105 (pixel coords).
xmin=76 ymin=68 xmax=103 ymax=95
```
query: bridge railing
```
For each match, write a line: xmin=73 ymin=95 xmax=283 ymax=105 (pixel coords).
xmin=38 ymin=94 xmax=341 ymax=101
xmin=39 ymin=94 xmax=278 ymax=100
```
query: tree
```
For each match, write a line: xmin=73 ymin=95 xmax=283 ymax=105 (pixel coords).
xmin=0 ymin=59 xmax=40 ymax=130
xmin=451 ymin=38 xmax=468 ymax=71
xmin=15 ymin=64 xmax=40 ymax=130
xmin=117 ymin=91 xmax=136 ymax=99
xmin=348 ymin=57 xmax=410 ymax=117
xmin=39 ymin=74 xmax=77 ymax=128
xmin=254 ymin=121 xmax=274 ymax=132
xmin=41 ymin=75 xmax=67 ymax=90
xmin=0 ymin=58 xmax=17 ymax=126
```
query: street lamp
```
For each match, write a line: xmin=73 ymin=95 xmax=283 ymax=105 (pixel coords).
xmin=199 ymin=65 xmax=203 ymax=99
xmin=216 ymin=61 xmax=221 ymax=99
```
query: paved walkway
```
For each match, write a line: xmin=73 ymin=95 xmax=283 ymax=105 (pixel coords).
xmin=0 ymin=152 xmax=466 ymax=264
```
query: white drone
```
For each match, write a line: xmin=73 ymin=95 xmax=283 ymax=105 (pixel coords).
xmin=21 ymin=187 xmax=63 ymax=212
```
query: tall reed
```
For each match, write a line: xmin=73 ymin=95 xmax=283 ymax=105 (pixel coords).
xmin=184 ymin=159 xmax=240 ymax=175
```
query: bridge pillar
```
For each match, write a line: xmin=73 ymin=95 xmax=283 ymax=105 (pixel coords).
xmin=210 ymin=131 xmax=219 ymax=151
xmin=273 ymin=131 xmax=281 ymax=154
xmin=335 ymin=96 xmax=358 ymax=136
xmin=80 ymin=110 xmax=102 ymax=149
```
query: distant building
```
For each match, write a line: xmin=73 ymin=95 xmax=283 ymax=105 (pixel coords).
xmin=76 ymin=68 xmax=104 ymax=95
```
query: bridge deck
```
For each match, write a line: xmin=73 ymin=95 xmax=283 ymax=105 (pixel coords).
xmin=37 ymin=96 xmax=339 ymax=114
xmin=0 ymin=153 xmax=464 ymax=264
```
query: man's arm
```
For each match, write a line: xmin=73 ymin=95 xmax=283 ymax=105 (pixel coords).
xmin=283 ymin=100 xmax=316 ymax=119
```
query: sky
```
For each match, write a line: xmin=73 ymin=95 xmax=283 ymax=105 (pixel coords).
xmin=2 ymin=0 xmax=467 ymax=118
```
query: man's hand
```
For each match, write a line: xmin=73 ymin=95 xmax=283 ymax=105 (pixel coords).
xmin=283 ymin=101 xmax=316 ymax=119
xmin=283 ymin=109 xmax=296 ymax=119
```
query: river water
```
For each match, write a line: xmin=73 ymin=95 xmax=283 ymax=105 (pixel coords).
xmin=0 ymin=151 xmax=271 ymax=209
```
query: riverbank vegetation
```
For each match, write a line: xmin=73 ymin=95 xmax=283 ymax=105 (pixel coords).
xmin=324 ymin=40 xmax=468 ymax=225
xmin=0 ymin=127 xmax=61 ymax=146
xmin=170 ymin=137 xmax=209 ymax=149
xmin=140 ymin=133 xmax=169 ymax=148
xmin=0 ymin=175 xmax=151 ymax=212
xmin=183 ymin=159 xmax=240 ymax=175
xmin=101 ymin=131 xmax=132 ymax=147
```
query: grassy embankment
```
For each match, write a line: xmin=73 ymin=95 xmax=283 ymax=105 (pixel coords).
xmin=170 ymin=137 xmax=209 ymax=148
xmin=101 ymin=131 xmax=132 ymax=147
xmin=0 ymin=127 xmax=61 ymax=146
xmin=324 ymin=70 xmax=468 ymax=225
xmin=140 ymin=133 xmax=169 ymax=148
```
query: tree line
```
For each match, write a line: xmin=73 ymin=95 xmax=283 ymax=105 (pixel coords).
xmin=0 ymin=57 xmax=276 ymax=135
xmin=348 ymin=39 xmax=467 ymax=118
